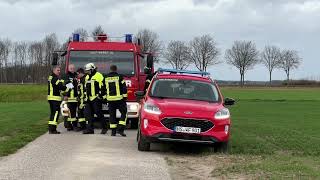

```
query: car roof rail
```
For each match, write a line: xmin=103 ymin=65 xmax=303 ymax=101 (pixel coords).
xmin=157 ymin=68 xmax=210 ymax=77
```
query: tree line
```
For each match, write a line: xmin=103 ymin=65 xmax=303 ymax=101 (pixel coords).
xmin=0 ymin=26 xmax=301 ymax=85
xmin=161 ymin=35 xmax=301 ymax=86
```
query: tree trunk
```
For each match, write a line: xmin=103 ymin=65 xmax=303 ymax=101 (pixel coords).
xmin=269 ymin=71 xmax=272 ymax=86
xmin=287 ymin=71 xmax=290 ymax=86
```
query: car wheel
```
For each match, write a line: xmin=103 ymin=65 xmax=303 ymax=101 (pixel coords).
xmin=138 ymin=129 xmax=150 ymax=151
xmin=214 ymin=141 xmax=229 ymax=154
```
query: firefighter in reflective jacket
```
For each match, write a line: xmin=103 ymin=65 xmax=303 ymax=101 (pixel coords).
xmin=77 ymin=68 xmax=87 ymax=130
xmin=64 ymin=64 xmax=80 ymax=131
xmin=47 ymin=66 xmax=72 ymax=134
xmin=83 ymin=63 xmax=107 ymax=134
xmin=104 ymin=65 xmax=127 ymax=137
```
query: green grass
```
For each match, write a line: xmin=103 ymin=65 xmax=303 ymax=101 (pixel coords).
xmin=0 ymin=85 xmax=48 ymax=156
xmin=222 ymin=87 xmax=320 ymax=101
xmin=0 ymin=84 xmax=47 ymax=102
xmin=0 ymin=102 xmax=48 ymax=156
xmin=217 ymin=87 xmax=320 ymax=178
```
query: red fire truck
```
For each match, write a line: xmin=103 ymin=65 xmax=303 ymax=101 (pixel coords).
xmin=52 ymin=34 xmax=154 ymax=128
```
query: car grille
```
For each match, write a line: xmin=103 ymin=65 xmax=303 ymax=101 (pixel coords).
xmin=161 ymin=118 xmax=214 ymax=132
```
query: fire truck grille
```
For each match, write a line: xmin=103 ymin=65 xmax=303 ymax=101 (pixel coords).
xmin=161 ymin=118 xmax=214 ymax=132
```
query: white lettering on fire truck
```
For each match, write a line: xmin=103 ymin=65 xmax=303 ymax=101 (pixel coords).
xmin=125 ymin=80 xmax=132 ymax=87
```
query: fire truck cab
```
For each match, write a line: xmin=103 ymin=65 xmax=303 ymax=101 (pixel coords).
xmin=52 ymin=34 xmax=154 ymax=128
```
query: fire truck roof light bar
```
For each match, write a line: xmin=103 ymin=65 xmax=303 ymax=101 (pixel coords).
xmin=157 ymin=68 xmax=210 ymax=76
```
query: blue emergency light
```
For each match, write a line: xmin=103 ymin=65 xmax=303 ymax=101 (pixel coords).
xmin=125 ymin=34 xmax=133 ymax=43
xmin=73 ymin=33 xmax=80 ymax=42
xmin=157 ymin=68 xmax=210 ymax=76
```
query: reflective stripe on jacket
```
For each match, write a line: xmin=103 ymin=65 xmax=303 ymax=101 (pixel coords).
xmin=47 ymin=74 xmax=67 ymax=101
xmin=64 ymin=72 xmax=78 ymax=103
xmin=85 ymin=71 xmax=104 ymax=101
xmin=104 ymin=72 xmax=127 ymax=101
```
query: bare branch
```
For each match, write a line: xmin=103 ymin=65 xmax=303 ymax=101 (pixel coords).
xmin=164 ymin=40 xmax=190 ymax=70
xmin=135 ymin=29 xmax=163 ymax=62
xmin=225 ymin=40 xmax=259 ymax=86
xmin=91 ymin=25 xmax=105 ymax=41
xmin=260 ymin=45 xmax=281 ymax=84
xmin=280 ymin=50 xmax=301 ymax=82
xmin=73 ymin=28 xmax=89 ymax=42
xmin=189 ymin=34 xmax=220 ymax=72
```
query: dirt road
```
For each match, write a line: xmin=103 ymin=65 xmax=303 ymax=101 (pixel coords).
xmin=0 ymin=125 xmax=171 ymax=180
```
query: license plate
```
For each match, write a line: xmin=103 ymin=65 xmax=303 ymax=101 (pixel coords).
xmin=175 ymin=126 xmax=201 ymax=134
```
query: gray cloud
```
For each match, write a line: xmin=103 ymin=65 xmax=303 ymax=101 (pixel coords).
xmin=0 ymin=0 xmax=319 ymax=80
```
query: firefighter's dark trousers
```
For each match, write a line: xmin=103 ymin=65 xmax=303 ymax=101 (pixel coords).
xmin=85 ymin=98 xmax=107 ymax=131
xmin=108 ymin=100 xmax=127 ymax=131
xmin=78 ymin=103 xmax=86 ymax=130
xmin=48 ymin=100 xmax=61 ymax=132
xmin=67 ymin=102 xmax=78 ymax=128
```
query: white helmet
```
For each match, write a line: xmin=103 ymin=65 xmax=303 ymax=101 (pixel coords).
xmin=85 ymin=63 xmax=96 ymax=71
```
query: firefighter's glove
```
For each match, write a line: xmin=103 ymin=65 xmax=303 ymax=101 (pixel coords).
xmin=66 ymin=83 xmax=74 ymax=89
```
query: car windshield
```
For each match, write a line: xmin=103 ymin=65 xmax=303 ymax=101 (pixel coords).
xmin=150 ymin=79 xmax=220 ymax=102
xmin=69 ymin=51 xmax=135 ymax=76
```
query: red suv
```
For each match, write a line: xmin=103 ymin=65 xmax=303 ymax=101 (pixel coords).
xmin=135 ymin=69 xmax=235 ymax=152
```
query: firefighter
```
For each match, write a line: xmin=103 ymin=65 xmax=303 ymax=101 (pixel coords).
xmin=143 ymin=66 xmax=154 ymax=94
xmin=83 ymin=63 xmax=108 ymax=134
xmin=64 ymin=64 xmax=80 ymax=131
xmin=104 ymin=65 xmax=127 ymax=137
xmin=47 ymin=66 xmax=73 ymax=134
xmin=77 ymin=68 xmax=87 ymax=131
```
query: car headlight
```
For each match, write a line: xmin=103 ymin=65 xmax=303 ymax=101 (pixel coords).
xmin=143 ymin=103 xmax=161 ymax=115
xmin=128 ymin=104 xmax=139 ymax=111
xmin=214 ymin=108 xmax=230 ymax=120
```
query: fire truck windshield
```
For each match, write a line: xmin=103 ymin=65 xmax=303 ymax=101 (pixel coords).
xmin=69 ymin=51 xmax=135 ymax=76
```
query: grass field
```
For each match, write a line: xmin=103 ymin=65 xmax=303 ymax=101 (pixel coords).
xmin=1 ymin=85 xmax=320 ymax=178
xmin=0 ymin=85 xmax=48 ymax=156
xmin=166 ymin=87 xmax=320 ymax=179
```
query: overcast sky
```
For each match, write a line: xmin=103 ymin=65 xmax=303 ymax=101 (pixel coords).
xmin=1 ymin=0 xmax=319 ymax=81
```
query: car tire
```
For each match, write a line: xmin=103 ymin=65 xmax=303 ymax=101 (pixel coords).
xmin=214 ymin=141 xmax=229 ymax=154
xmin=138 ymin=129 xmax=150 ymax=151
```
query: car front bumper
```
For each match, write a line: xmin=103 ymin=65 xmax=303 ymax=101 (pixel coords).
xmin=140 ymin=114 xmax=230 ymax=143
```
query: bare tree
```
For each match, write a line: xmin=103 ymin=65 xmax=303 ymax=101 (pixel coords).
xmin=225 ymin=41 xmax=259 ymax=86
xmin=43 ymin=33 xmax=60 ymax=66
xmin=189 ymin=34 xmax=220 ymax=72
xmin=92 ymin=25 xmax=105 ymax=41
xmin=0 ymin=39 xmax=11 ymax=83
xmin=73 ymin=28 xmax=89 ymax=41
xmin=12 ymin=41 xmax=28 ymax=83
xmin=135 ymin=29 xmax=163 ymax=62
xmin=164 ymin=40 xmax=190 ymax=70
xmin=280 ymin=50 xmax=301 ymax=83
xmin=260 ymin=45 xmax=281 ymax=85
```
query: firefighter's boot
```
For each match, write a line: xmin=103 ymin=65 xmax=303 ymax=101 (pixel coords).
xmin=83 ymin=129 xmax=94 ymax=134
xmin=100 ymin=128 xmax=108 ymax=134
xmin=111 ymin=129 xmax=116 ymax=136
xmin=117 ymin=125 xmax=127 ymax=137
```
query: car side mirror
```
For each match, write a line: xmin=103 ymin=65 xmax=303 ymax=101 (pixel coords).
xmin=52 ymin=52 xmax=59 ymax=65
xmin=147 ymin=54 xmax=153 ymax=68
xmin=135 ymin=91 xmax=145 ymax=102
xmin=224 ymin=98 xmax=235 ymax=106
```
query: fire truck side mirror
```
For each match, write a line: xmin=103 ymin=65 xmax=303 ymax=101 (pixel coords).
xmin=52 ymin=52 xmax=59 ymax=66
xmin=147 ymin=54 xmax=154 ymax=68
